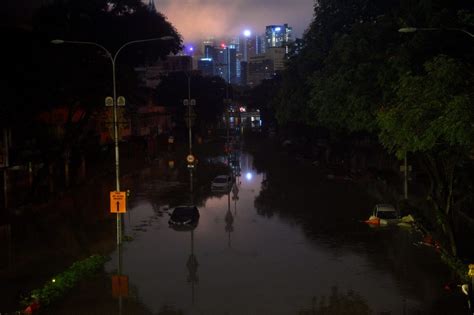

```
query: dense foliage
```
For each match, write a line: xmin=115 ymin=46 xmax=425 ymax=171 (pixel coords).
xmin=263 ymin=0 xmax=474 ymax=256
xmin=21 ymin=255 xmax=108 ymax=308
xmin=2 ymin=0 xmax=182 ymax=196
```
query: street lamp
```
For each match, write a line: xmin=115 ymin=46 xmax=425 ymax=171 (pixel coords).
xmin=183 ymin=72 xmax=195 ymax=156
xmin=398 ymin=27 xmax=474 ymax=38
xmin=397 ymin=26 xmax=473 ymax=199
xmin=51 ymin=36 xmax=173 ymax=245
xmin=183 ymin=72 xmax=196 ymax=203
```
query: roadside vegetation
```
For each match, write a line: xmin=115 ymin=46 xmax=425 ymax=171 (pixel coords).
xmin=21 ymin=255 xmax=108 ymax=313
xmin=249 ymin=0 xmax=473 ymax=270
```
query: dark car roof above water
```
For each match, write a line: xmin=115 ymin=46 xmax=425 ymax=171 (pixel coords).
xmin=171 ymin=206 xmax=198 ymax=216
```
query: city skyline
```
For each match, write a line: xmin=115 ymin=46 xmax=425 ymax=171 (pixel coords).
xmin=155 ymin=0 xmax=314 ymax=43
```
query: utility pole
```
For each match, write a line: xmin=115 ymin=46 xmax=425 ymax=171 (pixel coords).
xmin=184 ymin=71 xmax=196 ymax=202
xmin=404 ymin=153 xmax=408 ymax=199
xmin=52 ymin=36 xmax=173 ymax=246
xmin=2 ymin=128 xmax=10 ymax=210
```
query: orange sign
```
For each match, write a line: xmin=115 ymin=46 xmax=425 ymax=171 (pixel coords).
xmin=110 ymin=191 xmax=126 ymax=213
xmin=112 ymin=275 xmax=129 ymax=297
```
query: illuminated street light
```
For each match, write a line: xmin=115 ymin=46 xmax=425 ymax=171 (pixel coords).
xmin=51 ymin=35 xmax=173 ymax=245
xmin=398 ymin=27 xmax=474 ymax=38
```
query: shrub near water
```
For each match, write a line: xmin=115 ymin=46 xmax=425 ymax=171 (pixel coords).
xmin=21 ymin=255 xmax=108 ymax=308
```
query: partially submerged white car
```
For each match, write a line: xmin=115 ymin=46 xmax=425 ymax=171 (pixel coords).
xmin=211 ymin=175 xmax=233 ymax=192
xmin=371 ymin=204 xmax=400 ymax=225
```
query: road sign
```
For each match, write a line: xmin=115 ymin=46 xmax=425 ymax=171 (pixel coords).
xmin=184 ymin=99 xmax=196 ymax=106
xmin=469 ymin=264 xmax=474 ymax=277
xmin=112 ymin=275 xmax=129 ymax=297
xmin=110 ymin=191 xmax=126 ymax=213
xmin=105 ymin=96 xmax=113 ymax=107
xmin=186 ymin=154 xmax=195 ymax=164
xmin=117 ymin=96 xmax=126 ymax=106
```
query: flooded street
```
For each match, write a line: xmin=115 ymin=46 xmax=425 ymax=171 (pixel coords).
xmin=5 ymin=138 xmax=468 ymax=314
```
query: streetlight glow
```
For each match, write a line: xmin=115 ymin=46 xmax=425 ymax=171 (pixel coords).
xmin=398 ymin=26 xmax=474 ymax=38
xmin=398 ymin=27 xmax=418 ymax=33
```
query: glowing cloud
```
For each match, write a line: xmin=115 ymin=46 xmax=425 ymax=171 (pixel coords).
xmin=153 ymin=0 xmax=314 ymax=42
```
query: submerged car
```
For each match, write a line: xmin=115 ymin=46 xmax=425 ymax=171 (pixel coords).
xmin=370 ymin=204 xmax=400 ymax=225
xmin=211 ymin=175 xmax=233 ymax=191
xmin=168 ymin=206 xmax=200 ymax=228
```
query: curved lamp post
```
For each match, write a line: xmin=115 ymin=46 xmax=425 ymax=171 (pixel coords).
xmin=51 ymin=36 xmax=173 ymax=245
xmin=398 ymin=27 xmax=474 ymax=38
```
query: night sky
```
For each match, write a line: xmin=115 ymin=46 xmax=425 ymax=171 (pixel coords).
xmin=4 ymin=0 xmax=316 ymax=43
xmin=156 ymin=0 xmax=315 ymax=42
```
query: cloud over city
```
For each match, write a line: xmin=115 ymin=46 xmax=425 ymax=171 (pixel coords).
xmin=155 ymin=0 xmax=315 ymax=42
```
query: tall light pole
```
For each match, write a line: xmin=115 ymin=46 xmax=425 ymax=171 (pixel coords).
xmin=183 ymin=72 xmax=195 ymax=156
xmin=51 ymin=36 xmax=173 ymax=245
xmin=398 ymin=26 xmax=473 ymax=199
xmin=183 ymin=71 xmax=196 ymax=202
xmin=223 ymin=84 xmax=232 ymax=166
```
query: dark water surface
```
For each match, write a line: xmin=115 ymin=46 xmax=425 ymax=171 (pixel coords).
xmin=4 ymin=139 xmax=469 ymax=314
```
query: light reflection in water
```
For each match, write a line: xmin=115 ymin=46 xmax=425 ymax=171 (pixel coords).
xmin=102 ymin=148 xmax=466 ymax=315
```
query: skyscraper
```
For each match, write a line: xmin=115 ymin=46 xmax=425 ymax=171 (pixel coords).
xmin=239 ymin=32 xmax=258 ymax=62
xmin=197 ymin=58 xmax=214 ymax=76
xmin=147 ymin=0 xmax=156 ymax=12
xmin=256 ymin=34 xmax=265 ymax=55
xmin=265 ymin=24 xmax=293 ymax=52
xmin=215 ymin=45 xmax=237 ymax=84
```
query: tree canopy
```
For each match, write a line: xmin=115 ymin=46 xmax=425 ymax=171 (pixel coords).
xmin=2 ymin=0 xmax=183 ymax=167
xmin=265 ymin=0 xmax=474 ymax=255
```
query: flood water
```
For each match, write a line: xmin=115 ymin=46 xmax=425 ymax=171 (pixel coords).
xmin=3 ymin=137 xmax=469 ymax=314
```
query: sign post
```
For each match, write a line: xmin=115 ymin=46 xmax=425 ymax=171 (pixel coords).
xmin=110 ymin=191 xmax=126 ymax=213
xmin=112 ymin=275 xmax=129 ymax=298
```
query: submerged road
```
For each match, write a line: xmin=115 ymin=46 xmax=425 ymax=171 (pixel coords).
xmin=6 ymin=137 xmax=469 ymax=314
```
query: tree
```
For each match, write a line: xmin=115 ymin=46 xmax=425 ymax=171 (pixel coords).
xmin=377 ymin=55 xmax=474 ymax=255
xmin=3 ymin=0 xmax=182 ymax=194
xmin=270 ymin=0 xmax=474 ymax=256
xmin=274 ymin=0 xmax=401 ymax=128
xmin=307 ymin=17 xmax=398 ymax=133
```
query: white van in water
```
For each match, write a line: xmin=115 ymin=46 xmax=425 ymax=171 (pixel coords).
xmin=372 ymin=204 xmax=399 ymax=225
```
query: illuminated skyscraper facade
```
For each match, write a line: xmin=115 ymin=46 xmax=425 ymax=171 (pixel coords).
xmin=265 ymin=24 xmax=293 ymax=51
xmin=215 ymin=45 xmax=237 ymax=84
